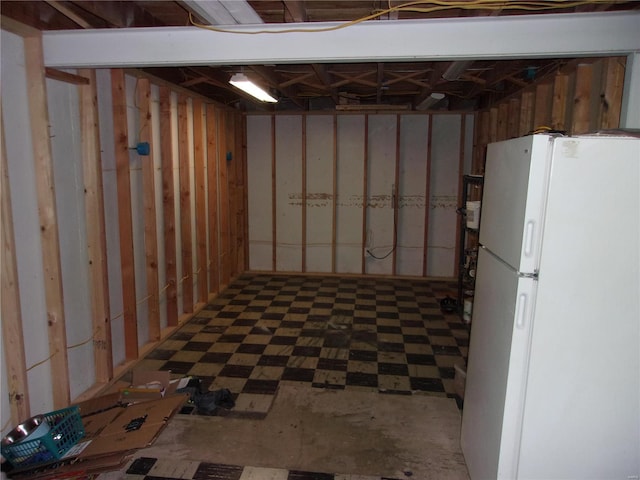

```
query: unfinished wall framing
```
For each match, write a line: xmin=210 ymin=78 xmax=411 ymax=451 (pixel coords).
xmin=1 ymin=27 xmax=245 ymax=431
xmin=246 ymin=112 xmax=475 ymax=279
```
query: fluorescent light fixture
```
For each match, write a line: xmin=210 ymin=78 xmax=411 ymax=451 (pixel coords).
xmin=416 ymin=92 xmax=445 ymax=111
xmin=229 ymin=73 xmax=277 ymax=103
xmin=442 ymin=61 xmax=473 ymax=81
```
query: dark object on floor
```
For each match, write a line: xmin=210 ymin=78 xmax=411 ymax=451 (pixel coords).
xmin=439 ymin=296 xmax=457 ymax=313
xmin=177 ymin=378 xmax=235 ymax=416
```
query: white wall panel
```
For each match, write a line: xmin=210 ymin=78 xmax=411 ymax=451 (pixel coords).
xmin=397 ymin=115 xmax=429 ymax=276
xmin=247 ymin=115 xmax=273 ymax=271
xmin=365 ymin=115 xmax=396 ymax=275
xmin=336 ymin=115 xmax=365 ymax=273
xmin=2 ymin=30 xmax=54 ymax=413
xmin=305 ymin=115 xmax=334 ymax=273
xmin=427 ymin=115 xmax=461 ymax=277
xmin=275 ymin=115 xmax=303 ymax=271
xmin=47 ymin=76 xmax=96 ymax=399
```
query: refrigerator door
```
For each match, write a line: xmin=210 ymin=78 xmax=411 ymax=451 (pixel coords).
xmin=516 ymin=136 xmax=640 ymax=479
xmin=461 ymin=247 xmax=537 ymax=480
xmin=480 ymin=135 xmax=553 ymax=273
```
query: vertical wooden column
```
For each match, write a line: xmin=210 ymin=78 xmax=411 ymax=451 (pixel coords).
xmin=206 ymin=104 xmax=220 ymax=295
xmin=25 ymin=34 xmax=70 ymax=407
xmin=241 ymin=115 xmax=250 ymax=273
xmin=1 ymin=106 xmax=31 ymax=423
xmin=219 ymin=111 xmax=231 ymax=286
xmin=507 ymin=99 xmax=520 ymax=138
xmin=159 ymin=87 xmax=178 ymax=326
xmin=78 ymin=69 xmax=113 ymax=379
xmin=391 ymin=114 xmax=401 ymax=276
xmin=572 ymin=64 xmax=594 ymax=134
xmin=488 ymin=107 xmax=498 ymax=144
xmin=271 ymin=115 xmax=277 ymax=272
xmin=454 ymin=115 xmax=466 ymax=278
xmin=551 ymin=74 xmax=569 ymax=131
xmin=519 ymin=91 xmax=535 ymax=137
xmin=422 ymin=115 xmax=433 ymax=277
xmin=228 ymin=114 xmax=238 ymax=278
xmin=331 ymin=114 xmax=338 ymax=274
xmin=110 ymin=69 xmax=138 ymax=360
xmin=533 ymin=82 xmax=552 ymax=129
xmin=301 ymin=114 xmax=307 ymax=273
xmin=177 ymin=95 xmax=193 ymax=313
xmin=361 ymin=115 xmax=369 ymax=274
xmin=474 ymin=110 xmax=490 ymax=173
xmin=236 ymin=113 xmax=247 ymax=273
xmin=599 ymin=57 xmax=625 ymax=129
xmin=193 ymin=99 xmax=208 ymax=303
xmin=496 ymin=103 xmax=508 ymax=141
xmin=136 ymin=78 xmax=160 ymax=341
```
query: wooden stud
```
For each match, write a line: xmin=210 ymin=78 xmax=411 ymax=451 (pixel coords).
xmin=533 ymin=82 xmax=552 ymax=129
xmin=332 ymin=114 xmax=338 ymax=274
xmin=1 ymin=103 xmax=31 ymax=424
xmin=392 ymin=114 xmax=401 ymax=276
xmin=242 ymin=115 xmax=250 ymax=273
xmin=507 ymin=98 xmax=520 ymax=139
xmin=45 ymin=68 xmax=89 ymax=85
xmin=475 ymin=110 xmax=490 ymax=174
xmin=110 ymin=69 xmax=139 ymax=360
xmin=206 ymin=104 xmax=220 ymax=295
xmin=177 ymin=95 xmax=193 ymax=313
xmin=599 ymin=57 xmax=625 ymax=129
xmin=551 ymin=74 xmax=569 ymax=131
xmin=25 ymin=34 xmax=70 ymax=407
xmin=136 ymin=78 xmax=161 ymax=342
xmin=159 ymin=87 xmax=178 ymax=326
xmin=234 ymin=112 xmax=246 ymax=274
xmin=271 ymin=114 xmax=277 ymax=272
xmin=228 ymin=113 xmax=238 ymax=278
xmin=302 ymin=114 xmax=307 ymax=273
xmin=78 ymin=69 xmax=113 ymax=380
xmin=219 ymin=111 xmax=231 ymax=286
xmin=422 ymin=114 xmax=433 ymax=277
xmin=519 ymin=91 xmax=535 ymax=137
xmin=193 ymin=99 xmax=208 ymax=302
xmin=496 ymin=102 xmax=509 ymax=141
xmin=454 ymin=115 xmax=466 ymax=278
xmin=361 ymin=115 xmax=369 ymax=274
xmin=488 ymin=107 xmax=498 ymax=144
xmin=572 ymin=64 xmax=593 ymax=134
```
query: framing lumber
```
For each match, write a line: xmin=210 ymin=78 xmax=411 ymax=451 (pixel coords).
xmin=45 ymin=67 xmax=89 ymax=85
xmin=271 ymin=114 xmax=277 ymax=272
xmin=422 ymin=115 xmax=433 ymax=276
xmin=110 ymin=69 xmax=139 ymax=360
xmin=78 ymin=68 xmax=113 ymax=380
xmin=24 ymin=34 xmax=70 ymax=408
xmin=301 ymin=114 xmax=307 ymax=272
xmin=177 ymin=95 xmax=194 ymax=313
xmin=136 ymin=78 xmax=161 ymax=341
xmin=392 ymin=114 xmax=400 ymax=276
xmin=219 ymin=111 xmax=231 ymax=286
xmin=159 ymin=86 xmax=178 ymax=326
xmin=551 ymin=74 xmax=569 ymax=131
xmin=206 ymin=104 xmax=220 ymax=295
xmin=599 ymin=57 xmax=625 ymax=129
xmin=572 ymin=63 xmax=594 ymax=133
xmin=193 ymin=99 xmax=208 ymax=302
xmin=361 ymin=115 xmax=369 ymax=274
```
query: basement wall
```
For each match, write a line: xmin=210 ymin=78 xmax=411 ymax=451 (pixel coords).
xmin=1 ymin=27 xmax=245 ymax=432
xmin=246 ymin=112 xmax=475 ymax=278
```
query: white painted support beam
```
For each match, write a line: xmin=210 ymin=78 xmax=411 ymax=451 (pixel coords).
xmin=42 ymin=11 xmax=640 ymax=68
xmin=620 ymin=52 xmax=640 ymax=129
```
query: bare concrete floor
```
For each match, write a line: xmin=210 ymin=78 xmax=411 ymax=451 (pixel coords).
xmin=106 ymin=384 xmax=469 ymax=479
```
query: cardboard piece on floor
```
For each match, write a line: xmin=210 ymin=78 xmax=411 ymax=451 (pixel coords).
xmin=78 ymin=394 xmax=187 ymax=459
xmin=82 ymin=407 xmax=124 ymax=439
xmin=119 ymin=370 xmax=181 ymax=402
xmin=74 ymin=392 xmax=121 ymax=416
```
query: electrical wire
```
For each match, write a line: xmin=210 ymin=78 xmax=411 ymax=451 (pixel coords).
xmin=189 ymin=1 xmax=626 ymax=35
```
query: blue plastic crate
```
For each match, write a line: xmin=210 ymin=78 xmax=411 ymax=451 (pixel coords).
xmin=1 ymin=406 xmax=85 ymax=468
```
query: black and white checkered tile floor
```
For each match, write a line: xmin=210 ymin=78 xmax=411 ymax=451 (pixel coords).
xmin=136 ymin=274 xmax=468 ymax=413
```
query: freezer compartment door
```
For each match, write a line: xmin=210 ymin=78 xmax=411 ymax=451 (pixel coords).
xmin=461 ymin=247 xmax=537 ymax=480
xmin=480 ymin=135 xmax=552 ymax=273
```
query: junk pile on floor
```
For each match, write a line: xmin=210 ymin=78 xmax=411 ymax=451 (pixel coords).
xmin=0 ymin=370 xmax=233 ymax=479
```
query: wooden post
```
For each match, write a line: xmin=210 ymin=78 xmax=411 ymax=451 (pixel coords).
xmin=159 ymin=87 xmax=178 ymax=326
xmin=110 ymin=69 xmax=139 ymax=360
xmin=551 ymin=74 xmax=569 ymax=131
xmin=25 ymin=34 xmax=71 ymax=407
xmin=533 ymin=82 xmax=552 ymax=129
xmin=136 ymin=78 xmax=161 ymax=341
xmin=206 ymin=104 xmax=220 ymax=295
xmin=78 ymin=69 xmax=113 ymax=379
xmin=271 ymin=114 xmax=277 ymax=272
xmin=496 ymin=102 xmax=509 ymax=141
xmin=454 ymin=115 xmax=466 ymax=278
xmin=572 ymin=64 xmax=594 ymax=134
xmin=192 ymin=99 xmax=208 ymax=302
xmin=227 ymin=113 xmax=238 ymax=278
xmin=302 ymin=114 xmax=307 ymax=273
xmin=1 ymin=105 xmax=31 ymax=423
xmin=219 ymin=111 xmax=230 ymax=286
xmin=507 ymin=98 xmax=521 ymax=139
xmin=241 ymin=115 xmax=250 ymax=273
xmin=392 ymin=114 xmax=401 ymax=276
xmin=361 ymin=114 xmax=369 ymax=274
xmin=177 ymin=95 xmax=193 ymax=313
xmin=488 ymin=107 xmax=498 ymax=144
xmin=599 ymin=57 xmax=625 ymax=130
xmin=422 ymin=114 xmax=433 ymax=277
xmin=519 ymin=91 xmax=535 ymax=137
xmin=331 ymin=114 xmax=337 ymax=274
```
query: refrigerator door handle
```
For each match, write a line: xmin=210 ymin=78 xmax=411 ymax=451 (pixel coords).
xmin=523 ymin=220 xmax=535 ymax=257
xmin=515 ymin=293 xmax=528 ymax=329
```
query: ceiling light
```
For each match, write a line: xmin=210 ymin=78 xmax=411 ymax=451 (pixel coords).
xmin=442 ymin=61 xmax=474 ymax=81
xmin=229 ymin=73 xmax=277 ymax=103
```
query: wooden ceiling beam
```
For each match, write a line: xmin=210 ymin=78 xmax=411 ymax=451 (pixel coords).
xmin=250 ymin=65 xmax=306 ymax=108
xmin=377 ymin=63 xmax=384 ymax=104
xmin=311 ymin=64 xmax=340 ymax=104
xmin=279 ymin=71 xmax=315 ymax=88
xmin=283 ymin=0 xmax=308 ymax=22
xmin=331 ymin=71 xmax=378 ymax=89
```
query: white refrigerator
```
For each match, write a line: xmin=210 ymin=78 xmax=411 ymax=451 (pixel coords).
xmin=460 ymin=134 xmax=640 ymax=480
